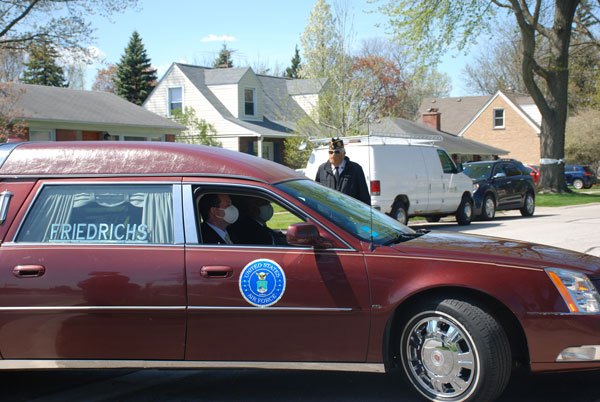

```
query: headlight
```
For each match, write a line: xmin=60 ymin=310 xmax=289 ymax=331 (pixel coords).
xmin=546 ymin=268 xmax=600 ymax=313
xmin=472 ymin=183 xmax=479 ymax=193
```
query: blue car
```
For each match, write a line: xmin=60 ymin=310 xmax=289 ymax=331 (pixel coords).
xmin=463 ymin=159 xmax=536 ymax=220
xmin=565 ymin=165 xmax=597 ymax=190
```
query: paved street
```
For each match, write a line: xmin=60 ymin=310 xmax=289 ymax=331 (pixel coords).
xmin=411 ymin=202 xmax=600 ymax=257
xmin=3 ymin=203 xmax=600 ymax=402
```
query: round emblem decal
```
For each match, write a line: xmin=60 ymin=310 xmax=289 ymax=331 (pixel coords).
xmin=239 ymin=259 xmax=286 ymax=308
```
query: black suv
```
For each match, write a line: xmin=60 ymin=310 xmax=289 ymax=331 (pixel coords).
xmin=463 ymin=159 xmax=536 ymax=220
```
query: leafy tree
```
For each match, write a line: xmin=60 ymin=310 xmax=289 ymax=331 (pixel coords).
xmin=171 ymin=107 xmax=221 ymax=146
xmin=213 ymin=43 xmax=234 ymax=68
xmin=92 ymin=64 xmax=117 ymax=93
xmin=380 ymin=0 xmax=600 ymax=193
xmin=0 ymin=0 xmax=138 ymax=57
xmin=0 ymin=48 xmax=25 ymax=82
xmin=285 ymin=45 xmax=302 ymax=78
xmin=0 ymin=83 xmax=27 ymax=140
xmin=115 ymin=31 xmax=157 ymax=105
xmin=21 ymin=41 xmax=67 ymax=87
xmin=284 ymin=135 xmax=313 ymax=170
xmin=565 ymin=109 xmax=600 ymax=173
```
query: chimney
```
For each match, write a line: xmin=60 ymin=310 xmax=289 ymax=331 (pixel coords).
xmin=421 ymin=108 xmax=441 ymax=131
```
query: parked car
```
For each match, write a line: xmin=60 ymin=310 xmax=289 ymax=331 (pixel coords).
xmin=463 ymin=159 xmax=536 ymax=220
xmin=525 ymin=164 xmax=540 ymax=185
xmin=565 ymin=164 xmax=597 ymax=189
xmin=304 ymin=137 xmax=474 ymax=225
xmin=0 ymin=141 xmax=599 ymax=402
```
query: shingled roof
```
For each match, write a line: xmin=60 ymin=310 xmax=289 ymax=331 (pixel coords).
xmin=173 ymin=63 xmax=319 ymax=137
xmin=8 ymin=83 xmax=184 ymax=130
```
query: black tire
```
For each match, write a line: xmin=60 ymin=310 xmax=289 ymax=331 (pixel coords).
xmin=583 ymin=184 xmax=592 ymax=189
xmin=573 ymin=178 xmax=584 ymax=190
xmin=481 ymin=194 xmax=496 ymax=221
xmin=393 ymin=201 xmax=408 ymax=225
xmin=455 ymin=197 xmax=473 ymax=226
xmin=519 ymin=192 xmax=535 ymax=217
xmin=426 ymin=216 xmax=441 ymax=223
xmin=399 ymin=298 xmax=512 ymax=402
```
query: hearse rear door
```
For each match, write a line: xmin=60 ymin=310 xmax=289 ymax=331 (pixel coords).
xmin=0 ymin=179 xmax=186 ymax=360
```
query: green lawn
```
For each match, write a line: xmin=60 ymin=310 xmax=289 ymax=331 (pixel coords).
xmin=536 ymin=187 xmax=600 ymax=207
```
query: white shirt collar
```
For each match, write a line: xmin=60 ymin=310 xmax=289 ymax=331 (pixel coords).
xmin=206 ymin=221 xmax=229 ymax=241
xmin=331 ymin=159 xmax=346 ymax=172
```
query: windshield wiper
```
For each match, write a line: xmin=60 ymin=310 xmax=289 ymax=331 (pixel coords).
xmin=384 ymin=231 xmax=426 ymax=246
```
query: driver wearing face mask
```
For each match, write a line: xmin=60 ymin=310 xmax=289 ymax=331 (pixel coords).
xmin=229 ymin=196 xmax=278 ymax=245
xmin=199 ymin=193 xmax=239 ymax=244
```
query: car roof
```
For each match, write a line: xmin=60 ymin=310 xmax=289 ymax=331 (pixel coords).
xmin=0 ymin=141 xmax=302 ymax=183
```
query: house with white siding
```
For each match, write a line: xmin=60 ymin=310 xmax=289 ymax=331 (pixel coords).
xmin=143 ymin=63 xmax=324 ymax=163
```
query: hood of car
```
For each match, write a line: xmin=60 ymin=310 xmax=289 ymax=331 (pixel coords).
xmin=390 ymin=231 xmax=600 ymax=276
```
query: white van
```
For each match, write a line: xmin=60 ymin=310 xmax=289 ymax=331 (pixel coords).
xmin=304 ymin=137 xmax=474 ymax=225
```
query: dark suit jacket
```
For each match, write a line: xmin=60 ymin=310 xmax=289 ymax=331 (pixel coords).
xmin=229 ymin=217 xmax=275 ymax=245
xmin=200 ymin=222 xmax=231 ymax=245
xmin=315 ymin=157 xmax=371 ymax=205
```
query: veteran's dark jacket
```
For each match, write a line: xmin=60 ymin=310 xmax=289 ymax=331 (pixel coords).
xmin=315 ymin=157 xmax=371 ymax=205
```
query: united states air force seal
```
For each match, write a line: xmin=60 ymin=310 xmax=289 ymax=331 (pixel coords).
xmin=239 ymin=259 xmax=286 ymax=307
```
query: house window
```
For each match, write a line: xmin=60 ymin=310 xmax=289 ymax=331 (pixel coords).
xmin=168 ymin=87 xmax=182 ymax=115
xmin=493 ymin=108 xmax=505 ymax=129
xmin=244 ymin=88 xmax=255 ymax=116
xmin=29 ymin=129 xmax=54 ymax=141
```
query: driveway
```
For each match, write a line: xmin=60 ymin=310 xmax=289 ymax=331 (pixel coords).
xmin=410 ymin=203 xmax=600 ymax=257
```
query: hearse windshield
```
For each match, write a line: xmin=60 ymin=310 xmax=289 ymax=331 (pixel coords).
xmin=275 ymin=179 xmax=415 ymax=244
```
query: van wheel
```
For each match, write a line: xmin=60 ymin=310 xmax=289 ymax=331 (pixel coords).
xmin=393 ymin=202 xmax=408 ymax=225
xmin=573 ymin=179 xmax=584 ymax=190
xmin=520 ymin=192 xmax=535 ymax=217
xmin=399 ymin=298 xmax=511 ymax=402
xmin=481 ymin=195 xmax=496 ymax=220
xmin=455 ymin=197 xmax=473 ymax=225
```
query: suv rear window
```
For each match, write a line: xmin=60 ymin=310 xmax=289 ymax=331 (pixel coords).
xmin=16 ymin=184 xmax=174 ymax=244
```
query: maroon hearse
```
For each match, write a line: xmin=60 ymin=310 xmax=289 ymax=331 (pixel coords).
xmin=0 ymin=141 xmax=598 ymax=402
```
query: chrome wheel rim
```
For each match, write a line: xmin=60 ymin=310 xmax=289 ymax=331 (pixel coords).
xmin=526 ymin=195 xmax=534 ymax=214
xmin=484 ymin=197 xmax=495 ymax=218
xmin=402 ymin=312 xmax=479 ymax=400
xmin=463 ymin=201 xmax=472 ymax=220
xmin=574 ymin=180 xmax=583 ymax=190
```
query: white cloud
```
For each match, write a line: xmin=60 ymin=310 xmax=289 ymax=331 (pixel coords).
xmin=201 ymin=34 xmax=236 ymax=43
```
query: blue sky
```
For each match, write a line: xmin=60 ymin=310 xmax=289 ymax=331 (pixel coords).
xmin=88 ymin=0 xmax=474 ymax=95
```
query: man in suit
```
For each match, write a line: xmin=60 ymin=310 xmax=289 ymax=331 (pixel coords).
xmin=315 ymin=138 xmax=370 ymax=205
xmin=229 ymin=196 xmax=278 ymax=245
xmin=199 ymin=193 xmax=238 ymax=244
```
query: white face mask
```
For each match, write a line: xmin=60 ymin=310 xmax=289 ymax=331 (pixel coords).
xmin=258 ymin=204 xmax=274 ymax=222
xmin=219 ymin=205 xmax=239 ymax=224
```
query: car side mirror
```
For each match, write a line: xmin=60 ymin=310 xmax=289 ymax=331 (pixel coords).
xmin=286 ymin=223 xmax=333 ymax=248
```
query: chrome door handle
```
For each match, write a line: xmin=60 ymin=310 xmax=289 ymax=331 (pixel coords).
xmin=200 ymin=266 xmax=233 ymax=278
xmin=12 ymin=265 xmax=46 ymax=278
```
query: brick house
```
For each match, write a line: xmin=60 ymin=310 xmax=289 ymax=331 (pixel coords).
xmin=419 ymin=91 xmax=541 ymax=164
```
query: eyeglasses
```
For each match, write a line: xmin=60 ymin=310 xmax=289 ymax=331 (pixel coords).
xmin=328 ymin=150 xmax=342 ymax=155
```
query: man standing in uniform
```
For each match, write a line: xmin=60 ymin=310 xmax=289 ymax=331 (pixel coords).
xmin=315 ymin=138 xmax=370 ymax=205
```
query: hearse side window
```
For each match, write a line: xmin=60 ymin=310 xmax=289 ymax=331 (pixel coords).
xmin=195 ymin=190 xmax=304 ymax=246
xmin=16 ymin=184 xmax=174 ymax=244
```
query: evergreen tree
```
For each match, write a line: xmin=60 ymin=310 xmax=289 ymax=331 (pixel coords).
xmin=21 ymin=42 xmax=67 ymax=87
xmin=213 ymin=43 xmax=234 ymax=68
xmin=284 ymin=45 xmax=301 ymax=78
xmin=115 ymin=31 xmax=157 ymax=105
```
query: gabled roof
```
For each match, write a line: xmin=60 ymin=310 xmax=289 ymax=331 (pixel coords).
xmin=286 ymin=78 xmax=327 ymax=95
xmin=370 ymin=117 xmax=508 ymax=156
xmin=418 ymin=91 xmax=541 ymax=135
xmin=419 ymin=95 xmax=489 ymax=134
xmin=8 ymin=83 xmax=184 ymax=130
xmin=172 ymin=63 xmax=320 ymax=138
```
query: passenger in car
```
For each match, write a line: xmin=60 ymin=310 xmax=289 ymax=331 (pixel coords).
xmin=229 ymin=196 xmax=279 ymax=245
xmin=199 ymin=193 xmax=238 ymax=244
